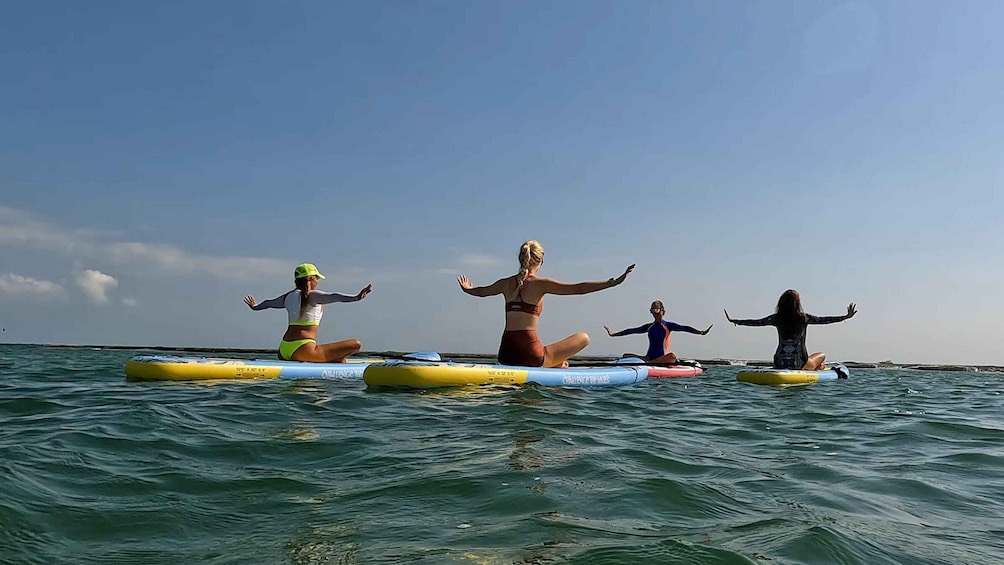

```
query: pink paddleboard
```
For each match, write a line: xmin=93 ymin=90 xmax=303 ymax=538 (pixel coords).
xmin=646 ymin=364 xmax=703 ymax=378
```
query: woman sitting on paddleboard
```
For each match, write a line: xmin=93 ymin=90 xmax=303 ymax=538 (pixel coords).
xmin=458 ymin=240 xmax=634 ymax=368
xmin=603 ymin=300 xmax=711 ymax=363
xmin=724 ymin=289 xmax=856 ymax=370
xmin=244 ymin=263 xmax=372 ymax=363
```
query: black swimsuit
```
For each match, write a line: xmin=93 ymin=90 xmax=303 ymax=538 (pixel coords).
xmin=734 ymin=313 xmax=846 ymax=369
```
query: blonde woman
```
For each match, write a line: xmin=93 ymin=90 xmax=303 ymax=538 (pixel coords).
xmin=244 ymin=262 xmax=372 ymax=362
xmin=458 ymin=240 xmax=634 ymax=368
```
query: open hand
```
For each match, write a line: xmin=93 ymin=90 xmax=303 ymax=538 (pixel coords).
xmin=615 ymin=264 xmax=635 ymax=285
xmin=604 ymin=325 xmax=614 ymax=336
xmin=846 ymin=303 xmax=857 ymax=318
xmin=701 ymin=324 xmax=713 ymax=335
xmin=457 ymin=275 xmax=473 ymax=291
xmin=244 ymin=295 xmax=257 ymax=309
xmin=357 ymin=284 xmax=373 ymax=300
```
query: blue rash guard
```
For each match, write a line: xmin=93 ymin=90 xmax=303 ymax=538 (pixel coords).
xmin=613 ymin=320 xmax=700 ymax=360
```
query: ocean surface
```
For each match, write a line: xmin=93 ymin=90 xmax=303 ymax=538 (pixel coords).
xmin=1 ymin=344 xmax=1002 ymax=565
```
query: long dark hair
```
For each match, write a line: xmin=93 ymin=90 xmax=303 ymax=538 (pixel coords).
xmin=775 ymin=289 xmax=806 ymax=334
xmin=294 ymin=277 xmax=311 ymax=319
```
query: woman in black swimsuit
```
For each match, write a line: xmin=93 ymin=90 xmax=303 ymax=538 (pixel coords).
xmin=458 ymin=240 xmax=634 ymax=367
xmin=725 ymin=289 xmax=856 ymax=370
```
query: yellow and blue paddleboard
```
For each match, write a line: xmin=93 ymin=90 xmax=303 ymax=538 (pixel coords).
xmin=736 ymin=363 xmax=849 ymax=386
xmin=363 ymin=360 xmax=649 ymax=389
xmin=124 ymin=352 xmax=440 ymax=382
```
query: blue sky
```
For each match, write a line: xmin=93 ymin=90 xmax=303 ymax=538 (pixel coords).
xmin=1 ymin=1 xmax=1001 ymax=364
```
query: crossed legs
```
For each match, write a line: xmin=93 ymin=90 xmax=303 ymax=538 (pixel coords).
xmin=291 ymin=339 xmax=362 ymax=363
xmin=543 ymin=332 xmax=590 ymax=368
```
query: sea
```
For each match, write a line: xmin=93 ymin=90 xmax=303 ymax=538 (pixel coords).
xmin=1 ymin=344 xmax=1002 ymax=564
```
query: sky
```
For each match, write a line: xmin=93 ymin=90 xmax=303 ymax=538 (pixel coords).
xmin=1 ymin=1 xmax=1002 ymax=364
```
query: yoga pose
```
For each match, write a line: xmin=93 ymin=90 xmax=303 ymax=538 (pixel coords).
xmin=725 ymin=289 xmax=856 ymax=370
xmin=604 ymin=300 xmax=711 ymax=363
xmin=245 ymin=263 xmax=372 ymax=362
xmin=458 ymin=240 xmax=634 ymax=367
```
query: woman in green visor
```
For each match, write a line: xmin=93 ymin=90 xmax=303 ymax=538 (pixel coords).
xmin=244 ymin=263 xmax=372 ymax=362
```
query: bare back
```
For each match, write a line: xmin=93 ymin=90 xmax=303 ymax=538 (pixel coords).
xmin=503 ymin=276 xmax=544 ymax=330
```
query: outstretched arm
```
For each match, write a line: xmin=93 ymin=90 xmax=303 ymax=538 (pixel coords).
xmin=666 ymin=322 xmax=713 ymax=335
xmin=604 ymin=324 xmax=649 ymax=337
xmin=244 ymin=293 xmax=287 ymax=311
xmin=537 ymin=264 xmax=635 ymax=296
xmin=724 ymin=309 xmax=775 ymax=327
xmin=310 ymin=284 xmax=373 ymax=304
xmin=807 ymin=303 xmax=857 ymax=324
xmin=457 ymin=276 xmax=508 ymax=298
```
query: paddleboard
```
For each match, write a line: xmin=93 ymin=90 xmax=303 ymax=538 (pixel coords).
xmin=363 ymin=360 xmax=649 ymax=389
xmin=615 ymin=357 xmax=703 ymax=378
xmin=645 ymin=364 xmax=704 ymax=378
xmin=124 ymin=351 xmax=441 ymax=381
xmin=736 ymin=363 xmax=849 ymax=385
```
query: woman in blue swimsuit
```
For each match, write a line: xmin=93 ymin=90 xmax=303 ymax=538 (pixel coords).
xmin=725 ymin=289 xmax=856 ymax=370
xmin=604 ymin=300 xmax=712 ymax=363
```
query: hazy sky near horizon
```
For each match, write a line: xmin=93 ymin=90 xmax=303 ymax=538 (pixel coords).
xmin=2 ymin=1 xmax=1002 ymax=364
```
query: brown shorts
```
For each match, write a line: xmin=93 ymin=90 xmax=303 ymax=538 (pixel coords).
xmin=498 ymin=330 xmax=545 ymax=367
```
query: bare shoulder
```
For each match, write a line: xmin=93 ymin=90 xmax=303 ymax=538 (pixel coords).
xmin=483 ymin=275 xmax=516 ymax=296
xmin=526 ymin=276 xmax=565 ymax=296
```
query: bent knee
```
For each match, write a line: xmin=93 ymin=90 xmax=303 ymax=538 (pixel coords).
xmin=577 ymin=332 xmax=590 ymax=346
xmin=348 ymin=339 xmax=362 ymax=350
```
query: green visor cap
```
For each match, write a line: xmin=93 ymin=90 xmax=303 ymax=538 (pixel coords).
xmin=294 ymin=263 xmax=325 ymax=279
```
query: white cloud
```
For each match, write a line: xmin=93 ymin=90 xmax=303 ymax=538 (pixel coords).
xmin=0 ymin=206 xmax=79 ymax=251
xmin=0 ymin=205 xmax=289 ymax=282
xmin=458 ymin=253 xmax=503 ymax=268
xmin=0 ymin=273 xmax=65 ymax=299
xmin=437 ymin=253 xmax=505 ymax=274
xmin=103 ymin=241 xmax=289 ymax=281
xmin=76 ymin=269 xmax=118 ymax=304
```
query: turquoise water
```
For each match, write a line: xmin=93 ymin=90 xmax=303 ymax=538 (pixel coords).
xmin=1 ymin=345 xmax=1002 ymax=564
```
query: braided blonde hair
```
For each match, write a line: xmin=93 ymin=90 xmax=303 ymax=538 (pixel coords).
xmin=516 ymin=240 xmax=544 ymax=288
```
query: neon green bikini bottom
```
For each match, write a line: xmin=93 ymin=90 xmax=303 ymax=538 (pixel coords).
xmin=279 ymin=338 xmax=315 ymax=361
